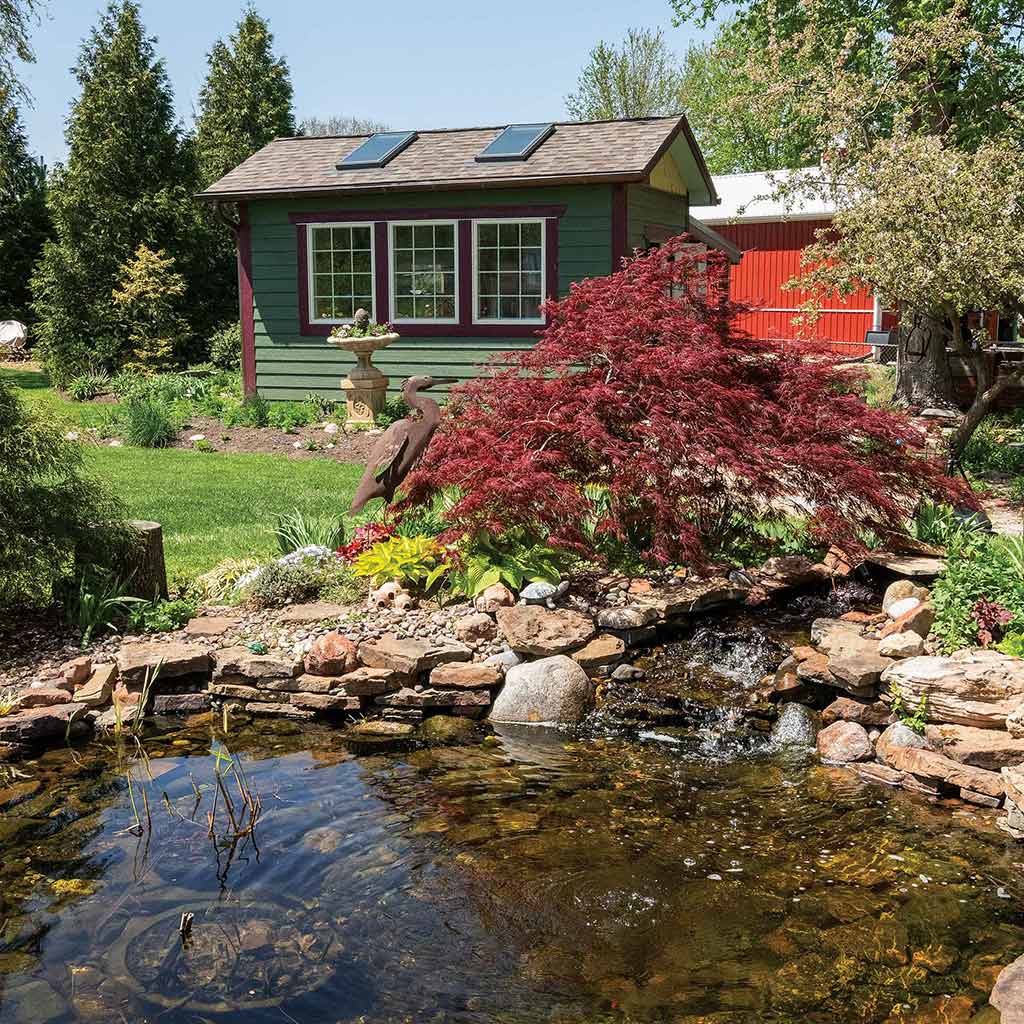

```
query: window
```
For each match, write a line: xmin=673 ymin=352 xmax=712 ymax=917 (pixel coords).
xmin=337 ymin=131 xmax=417 ymax=169
xmin=476 ymin=123 xmax=554 ymax=162
xmin=308 ymin=224 xmax=374 ymax=323
xmin=473 ymin=220 xmax=545 ymax=323
xmin=389 ymin=221 xmax=458 ymax=323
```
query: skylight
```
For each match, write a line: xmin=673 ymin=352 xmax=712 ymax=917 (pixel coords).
xmin=476 ymin=123 xmax=554 ymax=163
xmin=337 ymin=131 xmax=417 ymax=169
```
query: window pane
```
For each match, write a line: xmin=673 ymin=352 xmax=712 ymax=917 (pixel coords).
xmin=499 ymin=249 xmax=519 ymax=270
xmin=351 ymin=226 xmax=371 ymax=249
xmin=414 ymin=297 xmax=434 ymax=318
xmin=441 ymin=272 xmax=457 ymax=295
xmin=395 ymin=250 xmax=413 ymax=272
xmin=522 ymin=271 xmax=542 ymax=294
xmin=315 ymin=298 xmax=333 ymax=319
xmin=312 ymin=227 xmax=332 ymax=250
xmin=499 ymin=222 xmax=520 ymax=246
xmin=334 ymin=251 xmax=352 ymax=274
xmin=499 ymin=272 xmax=520 ymax=294
xmin=478 ymin=248 xmax=498 ymax=271
xmin=500 ymin=297 xmax=520 ymax=318
xmin=413 ymin=224 xmax=434 ymax=248
xmin=352 ymin=251 xmax=371 ymax=273
xmin=414 ymin=251 xmax=436 ymax=271
xmin=314 ymin=251 xmax=332 ymax=273
xmin=478 ymin=223 xmax=498 ymax=246
xmin=478 ymin=296 xmax=498 ymax=318
xmin=353 ymin=274 xmax=372 ymax=295
xmin=331 ymin=227 xmax=351 ymax=251
xmin=523 ymin=296 xmax=542 ymax=318
xmin=334 ymin=273 xmax=352 ymax=297
xmin=479 ymin=272 xmax=498 ymax=295
xmin=334 ymin=297 xmax=354 ymax=319
xmin=395 ymin=297 xmax=414 ymax=318
xmin=394 ymin=225 xmax=413 ymax=247
xmin=435 ymin=224 xmax=454 ymax=247
xmin=436 ymin=297 xmax=455 ymax=318
xmin=395 ymin=272 xmax=413 ymax=297
xmin=436 ymin=248 xmax=455 ymax=271
xmin=314 ymin=274 xmax=332 ymax=298
xmin=521 ymin=248 xmax=542 ymax=272
xmin=521 ymin=222 xmax=542 ymax=246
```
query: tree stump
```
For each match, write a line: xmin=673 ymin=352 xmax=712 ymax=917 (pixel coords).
xmin=126 ymin=520 xmax=168 ymax=601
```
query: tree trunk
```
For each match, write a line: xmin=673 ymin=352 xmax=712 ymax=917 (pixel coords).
xmin=124 ymin=520 xmax=168 ymax=601
xmin=895 ymin=311 xmax=955 ymax=408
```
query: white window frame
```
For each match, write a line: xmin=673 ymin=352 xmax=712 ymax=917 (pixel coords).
xmin=307 ymin=221 xmax=376 ymax=325
xmin=471 ymin=218 xmax=546 ymax=326
xmin=387 ymin=220 xmax=459 ymax=325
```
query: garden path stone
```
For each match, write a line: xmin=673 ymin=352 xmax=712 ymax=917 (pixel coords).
xmin=358 ymin=635 xmax=472 ymax=676
xmin=117 ymin=641 xmax=212 ymax=686
xmin=881 ymin=650 xmax=1024 ymax=729
xmin=277 ymin=602 xmax=347 ymax=623
xmin=488 ymin=655 xmax=595 ymax=726
xmin=184 ymin=616 xmax=242 ymax=637
xmin=495 ymin=606 xmax=595 ymax=656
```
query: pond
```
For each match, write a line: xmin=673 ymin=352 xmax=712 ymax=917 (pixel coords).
xmin=1 ymin=595 xmax=1021 ymax=1023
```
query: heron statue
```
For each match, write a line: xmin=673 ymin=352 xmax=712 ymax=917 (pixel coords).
xmin=350 ymin=374 xmax=457 ymax=514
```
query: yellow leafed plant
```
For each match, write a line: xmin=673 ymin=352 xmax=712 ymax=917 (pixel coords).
xmin=351 ymin=535 xmax=449 ymax=588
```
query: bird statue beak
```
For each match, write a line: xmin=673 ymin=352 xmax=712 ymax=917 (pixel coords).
xmin=427 ymin=377 xmax=459 ymax=388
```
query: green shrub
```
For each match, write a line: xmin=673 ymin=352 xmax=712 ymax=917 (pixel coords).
xmin=305 ymin=392 xmax=339 ymax=419
xmin=375 ymin=396 xmax=409 ymax=428
xmin=860 ymin=365 xmax=897 ymax=408
xmin=274 ymin=508 xmax=346 ymax=553
xmin=351 ymin=535 xmax=448 ymax=588
xmin=194 ymin=557 xmax=261 ymax=602
xmin=67 ymin=574 xmax=145 ymax=643
xmin=222 ymin=394 xmax=269 ymax=428
xmin=110 ymin=368 xmax=143 ymax=398
xmin=245 ymin=556 xmax=356 ymax=609
xmin=961 ymin=416 xmax=1024 ymax=477
xmin=209 ymin=321 xmax=242 ymax=371
xmin=268 ymin=400 xmax=316 ymax=432
xmin=0 ymin=375 xmax=136 ymax=611
xmin=931 ymin=535 xmax=1024 ymax=651
xmin=447 ymin=529 xmax=565 ymax=597
xmin=910 ymin=501 xmax=986 ymax=548
xmin=710 ymin=514 xmax=824 ymax=568
xmin=127 ymin=597 xmax=196 ymax=633
xmin=123 ymin=397 xmax=178 ymax=448
xmin=66 ymin=369 xmax=110 ymax=401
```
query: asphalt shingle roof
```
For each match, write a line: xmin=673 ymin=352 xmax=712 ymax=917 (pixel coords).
xmin=199 ymin=116 xmax=698 ymax=200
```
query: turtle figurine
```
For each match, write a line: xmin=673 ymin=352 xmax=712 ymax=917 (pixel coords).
xmin=519 ymin=580 xmax=570 ymax=609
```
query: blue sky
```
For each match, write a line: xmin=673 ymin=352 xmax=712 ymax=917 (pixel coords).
xmin=18 ymin=0 xmax=716 ymax=167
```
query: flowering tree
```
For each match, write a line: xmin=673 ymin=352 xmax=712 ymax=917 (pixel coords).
xmin=403 ymin=240 xmax=964 ymax=566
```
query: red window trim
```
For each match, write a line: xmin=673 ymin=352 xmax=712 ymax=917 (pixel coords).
xmin=294 ymin=205 xmax=564 ymax=338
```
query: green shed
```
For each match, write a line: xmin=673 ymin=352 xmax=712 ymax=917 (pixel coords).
xmin=198 ymin=115 xmax=720 ymax=400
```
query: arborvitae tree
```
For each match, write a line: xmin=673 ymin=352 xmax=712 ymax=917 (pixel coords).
xmin=0 ymin=87 xmax=50 ymax=323
xmin=194 ymin=7 xmax=294 ymax=186
xmin=191 ymin=7 xmax=294 ymax=335
xmin=31 ymin=1 xmax=195 ymax=384
xmin=566 ymin=28 xmax=683 ymax=121
xmin=298 ymin=114 xmax=388 ymax=137
xmin=0 ymin=0 xmax=41 ymax=100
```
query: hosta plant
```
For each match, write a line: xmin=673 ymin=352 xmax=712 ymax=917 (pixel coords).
xmin=403 ymin=239 xmax=966 ymax=566
xmin=351 ymin=535 xmax=448 ymax=588
xmin=447 ymin=530 xmax=565 ymax=597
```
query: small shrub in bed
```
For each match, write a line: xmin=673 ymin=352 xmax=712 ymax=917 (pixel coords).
xmin=209 ymin=321 xmax=242 ymax=370
xmin=123 ymin=397 xmax=178 ymax=448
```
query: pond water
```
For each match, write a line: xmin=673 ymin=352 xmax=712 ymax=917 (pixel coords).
xmin=2 ymin=594 xmax=1023 ymax=1023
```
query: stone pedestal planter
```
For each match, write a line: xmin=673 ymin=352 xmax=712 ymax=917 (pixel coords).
xmin=327 ymin=332 xmax=398 ymax=426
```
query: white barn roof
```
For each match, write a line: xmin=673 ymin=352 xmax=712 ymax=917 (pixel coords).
xmin=691 ymin=168 xmax=835 ymax=225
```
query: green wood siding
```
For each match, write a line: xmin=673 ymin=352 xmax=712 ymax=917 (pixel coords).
xmin=248 ymin=185 xmax=613 ymax=400
xmin=625 ymin=184 xmax=689 ymax=253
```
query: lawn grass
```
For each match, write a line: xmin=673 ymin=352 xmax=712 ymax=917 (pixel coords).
xmin=84 ymin=447 xmax=363 ymax=586
xmin=3 ymin=366 xmax=120 ymax=430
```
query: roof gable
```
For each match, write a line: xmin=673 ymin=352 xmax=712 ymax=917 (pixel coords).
xmin=199 ymin=116 xmax=719 ymax=203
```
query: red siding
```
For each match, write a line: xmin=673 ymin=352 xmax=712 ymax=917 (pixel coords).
xmin=715 ymin=219 xmax=875 ymax=353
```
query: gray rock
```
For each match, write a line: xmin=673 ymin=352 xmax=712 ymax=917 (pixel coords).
xmin=878 ymin=631 xmax=925 ymax=659
xmin=152 ymin=693 xmax=209 ymax=714
xmin=0 ymin=703 xmax=89 ymax=744
xmin=358 ymin=635 xmax=472 ymax=676
xmin=595 ymin=605 xmax=659 ymax=630
xmin=489 ymin=655 xmax=595 ymax=726
xmin=117 ymin=641 xmax=212 ymax=686
xmin=875 ymin=721 xmax=930 ymax=762
xmin=770 ymin=703 xmax=820 ymax=747
xmin=484 ymin=649 xmax=522 ymax=670
xmin=611 ymin=663 xmax=646 ymax=682
xmin=214 ymin=646 xmax=302 ymax=681
xmin=495 ymin=605 xmax=595 ymax=656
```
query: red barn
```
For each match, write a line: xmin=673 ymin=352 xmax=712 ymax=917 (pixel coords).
xmin=691 ymin=170 xmax=880 ymax=354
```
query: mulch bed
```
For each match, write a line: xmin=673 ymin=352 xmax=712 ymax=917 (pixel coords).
xmin=167 ymin=415 xmax=379 ymax=462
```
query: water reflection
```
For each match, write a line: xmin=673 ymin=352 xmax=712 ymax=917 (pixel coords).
xmin=0 ymin=605 xmax=1022 ymax=1021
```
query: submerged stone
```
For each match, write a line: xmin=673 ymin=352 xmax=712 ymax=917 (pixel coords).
xmin=770 ymin=703 xmax=820 ymax=747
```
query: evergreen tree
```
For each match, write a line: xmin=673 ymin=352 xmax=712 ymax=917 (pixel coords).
xmin=191 ymin=7 xmax=293 ymax=334
xmin=0 ymin=0 xmax=41 ymax=100
xmin=0 ymin=87 xmax=49 ymax=323
xmin=195 ymin=7 xmax=293 ymax=186
xmin=31 ymin=1 xmax=194 ymax=384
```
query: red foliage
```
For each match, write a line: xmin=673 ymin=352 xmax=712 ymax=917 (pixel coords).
xmin=403 ymin=238 xmax=968 ymax=565
xmin=337 ymin=522 xmax=395 ymax=562
xmin=973 ymin=599 xmax=1012 ymax=647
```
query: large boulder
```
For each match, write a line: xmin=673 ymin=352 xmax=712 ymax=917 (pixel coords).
xmin=924 ymin=723 xmax=1024 ymax=771
xmin=358 ymin=635 xmax=471 ymax=677
xmin=215 ymin=647 xmax=302 ymax=682
xmin=495 ymin=606 xmax=595 ymax=656
xmin=882 ymin=579 xmax=930 ymax=613
xmin=0 ymin=703 xmax=89 ymax=744
xmin=817 ymin=720 xmax=874 ymax=763
xmin=770 ymin=703 xmax=820 ymax=747
xmin=118 ymin=642 xmax=211 ymax=686
xmin=880 ymin=650 xmax=1024 ymax=729
xmin=304 ymin=632 xmax=359 ymax=676
xmin=488 ymin=655 xmax=595 ymax=726
xmin=991 ymin=953 xmax=1024 ymax=1024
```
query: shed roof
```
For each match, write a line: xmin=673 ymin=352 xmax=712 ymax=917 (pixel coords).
xmin=691 ymin=168 xmax=833 ymax=224
xmin=198 ymin=116 xmax=718 ymax=205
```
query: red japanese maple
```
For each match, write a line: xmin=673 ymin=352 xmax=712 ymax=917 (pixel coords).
xmin=403 ymin=238 xmax=966 ymax=565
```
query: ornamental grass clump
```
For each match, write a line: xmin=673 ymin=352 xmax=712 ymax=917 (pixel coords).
xmin=403 ymin=239 xmax=967 ymax=567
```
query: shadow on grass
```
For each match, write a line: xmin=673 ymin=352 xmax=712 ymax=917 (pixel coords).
xmin=2 ymin=367 xmax=50 ymax=390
